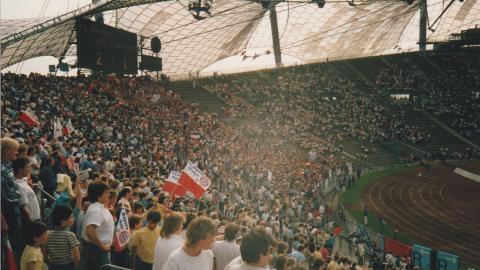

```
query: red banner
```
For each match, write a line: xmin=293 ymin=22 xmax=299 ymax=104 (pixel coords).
xmin=384 ymin=236 xmax=412 ymax=257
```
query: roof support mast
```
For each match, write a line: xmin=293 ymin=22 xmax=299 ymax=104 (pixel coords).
xmin=269 ymin=2 xmax=283 ymax=68
xmin=419 ymin=0 xmax=427 ymax=51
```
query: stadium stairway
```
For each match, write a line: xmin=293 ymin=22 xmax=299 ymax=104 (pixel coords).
xmin=169 ymin=80 xmax=227 ymax=115
xmin=340 ymin=139 xmax=400 ymax=168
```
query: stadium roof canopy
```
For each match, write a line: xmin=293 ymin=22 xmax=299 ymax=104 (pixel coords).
xmin=1 ymin=0 xmax=479 ymax=76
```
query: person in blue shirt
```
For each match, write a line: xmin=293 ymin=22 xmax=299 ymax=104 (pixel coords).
xmin=289 ymin=244 xmax=307 ymax=265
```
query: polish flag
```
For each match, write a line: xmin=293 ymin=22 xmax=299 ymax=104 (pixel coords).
xmin=19 ymin=110 xmax=40 ymax=126
xmin=163 ymin=171 xmax=185 ymax=196
xmin=64 ymin=119 xmax=74 ymax=136
xmin=53 ymin=118 xmax=63 ymax=139
xmin=178 ymin=161 xmax=211 ymax=199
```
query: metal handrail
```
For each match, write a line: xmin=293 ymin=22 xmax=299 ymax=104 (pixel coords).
xmin=33 ymin=184 xmax=56 ymax=202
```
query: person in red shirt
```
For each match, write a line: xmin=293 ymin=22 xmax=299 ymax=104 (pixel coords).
xmin=320 ymin=243 xmax=329 ymax=262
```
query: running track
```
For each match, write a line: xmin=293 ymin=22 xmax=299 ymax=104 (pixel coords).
xmin=362 ymin=163 xmax=480 ymax=266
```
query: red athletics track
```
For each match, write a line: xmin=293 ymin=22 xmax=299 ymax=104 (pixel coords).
xmin=362 ymin=162 xmax=480 ymax=266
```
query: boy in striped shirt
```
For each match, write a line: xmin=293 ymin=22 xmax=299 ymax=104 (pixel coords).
xmin=45 ymin=205 xmax=81 ymax=270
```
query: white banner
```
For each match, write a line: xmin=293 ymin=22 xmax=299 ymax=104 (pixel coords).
xmin=454 ymin=168 xmax=480 ymax=183
xmin=114 ymin=207 xmax=130 ymax=248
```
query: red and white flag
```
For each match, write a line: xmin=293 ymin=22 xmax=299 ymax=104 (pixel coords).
xmin=163 ymin=171 xmax=185 ymax=197
xmin=53 ymin=118 xmax=63 ymax=139
xmin=113 ymin=207 xmax=130 ymax=251
xmin=19 ymin=110 xmax=40 ymax=126
xmin=178 ymin=161 xmax=211 ymax=199
xmin=63 ymin=119 xmax=74 ymax=137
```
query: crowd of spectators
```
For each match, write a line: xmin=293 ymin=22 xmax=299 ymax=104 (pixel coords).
xmin=202 ymin=65 xmax=430 ymax=166
xmin=202 ymin=55 xmax=479 ymax=160
xmin=375 ymin=54 xmax=480 ymax=140
xmin=1 ymin=72 xmax=360 ymax=270
xmin=1 ymin=52 xmax=477 ymax=270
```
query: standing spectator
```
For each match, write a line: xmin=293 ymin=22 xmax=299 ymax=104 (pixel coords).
xmin=320 ymin=243 xmax=329 ymax=263
xmin=228 ymin=228 xmax=273 ymax=270
xmin=117 ymin=187 xmax=133 ymax=213
xmin=1 ymin=137 xmax=24 ymax=262
xmin=131 ymin=210 xmax=161 ymax=270
xmin=357 ymin=241 xmax=365 ymax=266
xmin=289 ymin=244 xmax=307 ymax=266
xmin=162 ymin=216 xmax=216 ymax=270
xmin=13 ymin=157 xmax=41 ymax=222
xmin=211 ymin=223 xmax=241 ymax=270
xmin=45 ymin=205 xmax=81 ymax=269
xmin=81 ymin=182 xmax=114 ymax=270
xmin=20 ymin=221 xmax=49 ymax=270
xmin=27 ymin=145 xmax=40 ymax=180
xmin=39 ymin=157 xmax=57 ymax=198
xmin=363 ymin=206 xmax=368 ymax=226
xmin=327 ymin=255 xmax=339 ymax=270
xmin=152 ymin=213 xmax=185 ymax=270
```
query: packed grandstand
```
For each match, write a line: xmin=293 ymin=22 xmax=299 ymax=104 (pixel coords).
xmin=1 ymin=0 xmax=480 ymax=270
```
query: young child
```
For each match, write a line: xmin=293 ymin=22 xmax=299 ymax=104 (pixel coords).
xmin=131 ymin=210 xmax=161 ymax=270
xmin=20 ymin=221 xmax=49 ymax=270
xmin=45 ymin=205 xmax=81 ymax=269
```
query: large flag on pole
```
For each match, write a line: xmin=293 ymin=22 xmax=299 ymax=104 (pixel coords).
xmin=163 ymin=171 xmax=185 ymax=196
xmin=19 ymin=110 xmax=40 ymax=126
xmin=178 ymin=161 xmax=211 ymax=199
xmin=113 ymin=207 xmax=130 ymax=251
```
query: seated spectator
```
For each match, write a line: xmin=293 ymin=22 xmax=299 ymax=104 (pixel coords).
xmin=45 ymin=205 xmax=80 ymax=269
xmin=153 ymin=213 xmax=185 ymax=270
xmin=20 ymin=221 xmax=49 ymax=270
xmin=131 ymin=210 xmax=161 ymax=270
xmin=162 ymin=216 xmax=216 ymax=270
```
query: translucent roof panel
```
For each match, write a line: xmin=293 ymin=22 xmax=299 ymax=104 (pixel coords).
xmin=1 ymin=0 xmax=480 ymax=75
xmin=0 ymin=18 xmax=51 ymax=40
xmin=110 ymin=0 xmax=266 ymax=75
xmin=1 ymin=20 xmax=75 ymax=68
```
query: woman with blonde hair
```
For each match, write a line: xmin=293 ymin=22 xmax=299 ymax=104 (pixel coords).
xmin=162 ymin=216 xmax=216 ymax=270
xmin=152 ymin=213 xmax=185 ymax=270
xmin=48 ymin=174 xmax=75 ymax=213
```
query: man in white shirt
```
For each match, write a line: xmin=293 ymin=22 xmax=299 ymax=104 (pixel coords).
xmin=12 ymin=157 xmax=41 ymax=221
xmin=212 ymin=223 xmax=241 ymax=270
xmin=228 ymin=228 xmax=273 ymax=270
xmin=81 ymin=182 xmax=114 ymax=270
xmin=162 ymin=216 xmax=215 ymax=270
